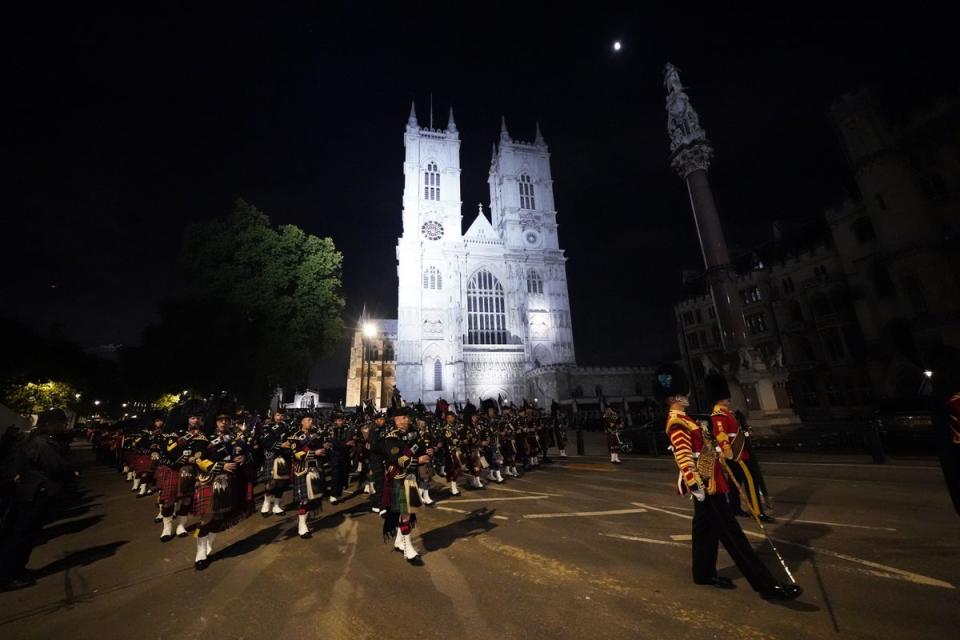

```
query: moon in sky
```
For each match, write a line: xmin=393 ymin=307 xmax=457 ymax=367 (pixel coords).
xmin=613 ymin=41 xmax=622 ymax=52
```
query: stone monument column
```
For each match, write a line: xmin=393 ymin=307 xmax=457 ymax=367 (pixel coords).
xmin=664 ymin=63 xmax=799 ymax=432
xmin=664 ymin=63 xmax=747 ymax=350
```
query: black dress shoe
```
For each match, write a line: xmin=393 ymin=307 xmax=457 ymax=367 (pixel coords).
xmin=300 ymin=531 xmax=312 ymax=540
xmin=762 ymin=584 xmax=803 ymax=601
xmin=759 ymin=513 xmax=776 ymax=523
xmin=194 ymin=559 xmax=210 ymax=571
xmin=406 ymin=555 xmax=424 ymax=566
xmin=695 ymin=576 xmax=735 ymax=589
xmin=160 ymin=534 xmax=173 ymax=543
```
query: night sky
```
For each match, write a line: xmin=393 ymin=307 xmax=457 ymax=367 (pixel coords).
xmin=5 ymin=4 xmax=955 ymax=388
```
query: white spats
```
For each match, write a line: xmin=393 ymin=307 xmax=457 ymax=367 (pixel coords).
xmin=261 ymin=495 xmax=272 ymax=514
xmin=559 ymin=449 xmax=567 ymax=458
xmin=394 ymin=530 xmax=404 ymax=552
xmin=131 ymin=478 xmax=141 ymax=492
xmin=195 ymin=537 xmax=208 ymax=563
xmin=154 ymin=506 xmax=163 ymax=523
xmin=138 ymin=483 xmax=149 ymax=496
xmin=160 ymin=516 xmax=173 ymax=541
xmin=176 ymin=516 xmax=189 ymax=537
xmin=402 ymin=534 xmax=419 ymax=559
xmin=271 ymin=498 xmax=285 ymax=515
xmin=206 ymin=532 xmax=216 ymax=556
xmin=419 ymin=488 xmax=435 ymax=505
xmin=449 ymin=481 xmax=460 ymax=496
xmin=298 ymin=513 xmax=310 ymax=537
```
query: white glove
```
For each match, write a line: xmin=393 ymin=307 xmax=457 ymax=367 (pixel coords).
xmin=691 ymin=487 xmax=706 ymax=502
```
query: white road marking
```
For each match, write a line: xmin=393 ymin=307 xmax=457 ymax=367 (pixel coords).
xmin=631 ymin=503 xmax=953 ymax=590
xmin=765 ymin=537 xmax=955 ymax=590
xmin=437 ymin=506 xmax=470 ymax=514
xmin=602 ymin=455 xmax=939 ymax=470
xmin=631 ymin=503 xmax=896 ymax=532
xmin=760 ymin=460 xmax=940 ymax=470
xmin=778 ymin=518 xmax=897 ymax=532
xmin=670 ymin=534 xmax=692 ymax=541
xmin=445 ymin=495 xmax=551 ymax=504
xmin=600 ymin=533 xmax=686 ymax=547
xmin=485 ymin=484 xmax=562 ymax=497
xmin=631 ymin=502 xmax=692 ymax=520
xmin=523 ymin=508 xmax=648 ymax=519
xmin=493 ymin=515 xmax=509 ymax=521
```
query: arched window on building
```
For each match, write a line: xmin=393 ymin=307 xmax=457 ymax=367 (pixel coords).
xmin=433 ymin=359 xmax=442 ymax=391
xmin=518 ymin=174 xmax=535 ymax=209
xmin=467 ymin=269 xmax=507 ymax=345
xmin=526 ymin=269 xmax=543 ymax=294
xmin=422 ymin=266 xmax=442 ymax=290
xmin=424 ymin=162 xmax=440 ymax=201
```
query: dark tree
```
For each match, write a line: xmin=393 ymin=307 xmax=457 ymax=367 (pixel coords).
xmin=129 ymin=199 xmax=345 ymax=406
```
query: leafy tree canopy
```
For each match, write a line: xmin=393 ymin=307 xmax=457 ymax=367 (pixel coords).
xmin=130 ymin=199 xmax=345 ymax=407
xmin=3 ymin=380 xmax=79 ymax=414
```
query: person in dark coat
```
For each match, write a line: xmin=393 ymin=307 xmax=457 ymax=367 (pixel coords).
xmin=0 ymin=409 xmax=78 ymax=591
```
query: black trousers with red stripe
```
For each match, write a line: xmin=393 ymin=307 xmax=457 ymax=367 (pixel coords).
xmin=691 ymin=493 xmax=778 ymax=592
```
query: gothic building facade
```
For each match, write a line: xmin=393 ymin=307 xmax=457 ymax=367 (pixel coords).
xmin=394 ymin=105 xmax=576 ymax=405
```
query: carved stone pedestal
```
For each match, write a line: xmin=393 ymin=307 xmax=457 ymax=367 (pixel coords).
xmin=732 ymin=350 xmax=801 ymax=435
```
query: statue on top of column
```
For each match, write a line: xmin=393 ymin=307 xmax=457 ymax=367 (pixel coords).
xmin=664 ymin=62 xmax=713 ymax=176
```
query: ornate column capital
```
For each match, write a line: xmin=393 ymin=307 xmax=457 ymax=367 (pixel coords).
xmin=670 ymin=143 xmax=714 ymax=177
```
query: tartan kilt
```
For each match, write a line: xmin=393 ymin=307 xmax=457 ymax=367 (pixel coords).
xmin=131 ymin=453 xmax=152 ymax=475
xmin=192 ymin=474 xmax=241 ymax=519
xmin=292 ymin=472 xmax=311 ymax=503
xmin=259 ymin=451 xmax=283 ymax=484
xmin=156 ymin=465 xmax=181 ymax=503
xmin=607 ymin=431 xmax=621 ymax=452
xmin=192 ymin=482 xmax=214 ymax=517
xmin=386 ymin=476 xmax=420 ymax=515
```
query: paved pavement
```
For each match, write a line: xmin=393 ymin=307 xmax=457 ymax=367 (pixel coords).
xmin=1 ymin=445 xmax=958 ymax=640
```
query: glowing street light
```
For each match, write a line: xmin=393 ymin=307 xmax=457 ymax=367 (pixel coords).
xmin=923 ymin=370 xmax=934 ymax=379
xmin=363 ymin=322 xmax=377 ymax=339
xmin=75 ymin=393 xmax=81 ymax=400
xmin=122 ymin=402 xmax=128 ymax=408
xmin=94 ymin=400 xmax=101 ymax=406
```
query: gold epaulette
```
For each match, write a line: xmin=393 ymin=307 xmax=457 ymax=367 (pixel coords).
xmin=664 ymin=413 xmax=696 ymax=436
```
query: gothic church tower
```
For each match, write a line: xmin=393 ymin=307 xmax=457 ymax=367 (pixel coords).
xmin=396 ymin=105 xmax=575 ymax=405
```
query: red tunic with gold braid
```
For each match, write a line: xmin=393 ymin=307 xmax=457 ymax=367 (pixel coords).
xmin=665 ymin=409 xmax=728 ymax=496
xmin=710 ymin=404 xmax=746 ymax=460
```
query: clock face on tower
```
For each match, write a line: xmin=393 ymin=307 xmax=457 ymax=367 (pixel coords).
xmin=524 ymin=231 xmax=540 ymax=247
xmin=421 ymin=220 xmax=444 ymax=241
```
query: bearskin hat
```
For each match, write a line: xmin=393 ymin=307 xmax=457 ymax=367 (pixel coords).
xmin=652 ymin=363 xmax=690 ymax=404
xmin=703 ymin=371 xmax=732 ymax=406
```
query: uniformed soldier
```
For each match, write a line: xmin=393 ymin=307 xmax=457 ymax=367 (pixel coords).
xmin=704 ymin=372 xmax=774 ymax=522
xmin=654 ymin=363 xmax=801 ymax=600
xmin=378 ymin=407 xmax=430 ymax=565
